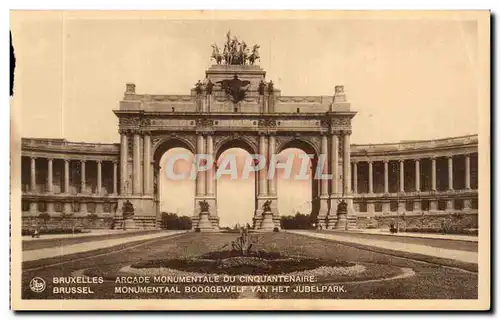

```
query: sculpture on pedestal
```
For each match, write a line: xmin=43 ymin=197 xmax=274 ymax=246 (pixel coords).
xmin=122 ymin=200 xmax=135 ymax=219
xmin=199 ymin=200 xmax=210 ymax=213
xmin=262 ymin=200 xmax=272 ymax=213
xmin=260 ymin=200 xmax=275 ymax=231
xmin=196 ymin=200 xmax=213 ymax=232
xmin=211 ymin=31 xmax=260 ymax=66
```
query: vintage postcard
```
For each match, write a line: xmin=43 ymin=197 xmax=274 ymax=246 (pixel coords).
xmin=10 ymin=10 xmax=490 ymax=310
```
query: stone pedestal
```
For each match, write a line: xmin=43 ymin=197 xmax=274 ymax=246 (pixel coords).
xmin=334 ymin=199 xmax=349 ymax=230
xmin=335 ymin=213 xmax=347 ymax=230
xmin=113 ymin=196 xmax=157 ymax=230
xmin=123 ymin=218 xmax=138 ymax=230
xmin=197 ymin=211 xmax=214 ymax=232
xmin=259 ymin=211 xmax=275 ymax=231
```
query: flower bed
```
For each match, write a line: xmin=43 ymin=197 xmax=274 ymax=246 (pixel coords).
xmin=130 ymin=249 xmax=355 ymax=276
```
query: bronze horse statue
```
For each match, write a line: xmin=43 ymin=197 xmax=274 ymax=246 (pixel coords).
xmin=248 ymin=44 xmax=260 ymax=65
xmin=211 ymin=44 xmax=223 ymax=64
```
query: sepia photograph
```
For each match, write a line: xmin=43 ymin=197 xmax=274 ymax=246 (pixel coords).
xmin=9 ymin=10 xmax=490 ymax=310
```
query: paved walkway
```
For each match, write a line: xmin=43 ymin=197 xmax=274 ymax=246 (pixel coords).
xmin=287 ymin=230 xmax=478 ymax=264
xmin=23 ymin=229 xmax=146 ymax=242
xmin=348 ymin=229 xmax=478 ymax=242
xmin=23 ymin=231 xmax=186 ymax=262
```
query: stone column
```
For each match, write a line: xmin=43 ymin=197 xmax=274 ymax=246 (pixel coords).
xmin=196 ymin=134 xmax=206 ymax=196
xmin=368 ymin=161 xmax=373 ymax=194
xmin=64 ymin=159 xmax=70 ymax=193
xmin=415 ymin=159 xmax=420 ymax=192
xmin=47 ymin=158 xmax=53 ymax=193
xmin=383 ymin=160 xmax=389 ymax=193
xmin=30 ymin=157 xmax=36 ymax=192
xmin=330 ymin=134 xmax=339 ymax=196
xmin=352 ymin=161 xmax=358 ymax=194
xmin=342 ymin=132 xmax=351 ymax=196
xmin=259 ymin=134 xmax=268 ymax=196
xmin=268 ymin=134 xmax=277 ymax=195
xmin=133 ymin=132 xmax=141 ymax=194
xmin=319 ymin=134 xmax=328 ymax=197
xmin=80 ymin=160 xmax=86 ymax=193
xmin=143 ymin=133 xmax=151 ymax=194
xmin=120 ymin=132 xmax=128 ymax=194
xmin=465 ymin=154 xmax=471 ymax=189
xmin=448 ymin=156 xmax=454 ymax=190
xmin=431 ymin=157 xmax=437 ymax=191
xmin=206 ymin=134 xmax=214 ymax=196
xmin=113 ymin=161 xmax=118 ymax=194
xmin=399 ymin=159 xmax=404 ymax=192
xmin=96 ymin=160 xmax=102 ymax=195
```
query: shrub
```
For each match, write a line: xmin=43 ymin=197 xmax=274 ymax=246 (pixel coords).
xmin=22 ymin=227 xmax=83 ymax=236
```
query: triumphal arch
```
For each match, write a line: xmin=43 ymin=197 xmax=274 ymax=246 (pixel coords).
xmin=114 ymin=34 xmax=356 ymax=231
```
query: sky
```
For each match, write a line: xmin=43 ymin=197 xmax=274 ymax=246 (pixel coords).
xmin=11 ymin=12 xmax=480 ymax=226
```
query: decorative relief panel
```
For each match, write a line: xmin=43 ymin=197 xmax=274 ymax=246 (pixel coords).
xmin=212 ymin=119 xmax=257 ymax=128
xmin=150 ymin=119 xmax=196 ymax=128
xmin=277 ymin=96 xmax=322 ymax=103
xmin=277 ymin=119 xmax=320 ymax=128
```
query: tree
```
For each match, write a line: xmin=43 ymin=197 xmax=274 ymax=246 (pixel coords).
xmin=161 ymin=212 xmax=192 ymax=230
xmin=280 ymin=212 xmax=313 ymax=229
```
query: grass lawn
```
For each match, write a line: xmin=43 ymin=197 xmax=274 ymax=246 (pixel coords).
xmin=22 ymin=232 xmax=477 ymax=299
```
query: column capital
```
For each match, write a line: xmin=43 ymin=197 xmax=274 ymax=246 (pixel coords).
xmin=338 ymin=129 xmax=352 ymax=136
xmin=63 ymin=158 xmax=71 ymax=163
xmin=46 ymin=157 xmax=53 ymax=161
xmin=95 ymin=159 xmax=102 ymax=164
xmin=398 ymin=158 xmax=405 ymax=163
xmin=142 ymin=130 xmax=152 ymax=136
xmin=118 ymin=129 xmax=132 ymax=135
xmin=112 ymin=160 xmax=119 ymax=164
xmin=80 ymin=159 xmax=87 ymax=164
xmin=446 ymin=154 xmax=454 ymax=159
xmin=414 ymin=158 xmax=420 ymax=163
xmin=383 ymin=159 xmax=389 ymax=164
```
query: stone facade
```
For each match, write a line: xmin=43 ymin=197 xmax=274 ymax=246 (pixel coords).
xmin=20 ymin=63 xmax=479 ymax=232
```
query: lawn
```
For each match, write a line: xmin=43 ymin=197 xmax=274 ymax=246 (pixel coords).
xmin=22 ymin=232 xmax=477 ymax=299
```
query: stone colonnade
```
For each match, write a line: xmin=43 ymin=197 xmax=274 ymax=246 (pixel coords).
xmin=350 ymin=153 xmax=478 ymax=214
xmin=22 ymin=156 xmax=118 ymax=215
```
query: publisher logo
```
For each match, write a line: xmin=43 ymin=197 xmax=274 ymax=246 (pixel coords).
xmin=29 ymin=277 xmax=46 ymax=293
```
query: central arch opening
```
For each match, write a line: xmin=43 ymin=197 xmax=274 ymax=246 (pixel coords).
xmin=216 ymin=147 xmax=256 ymax=229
